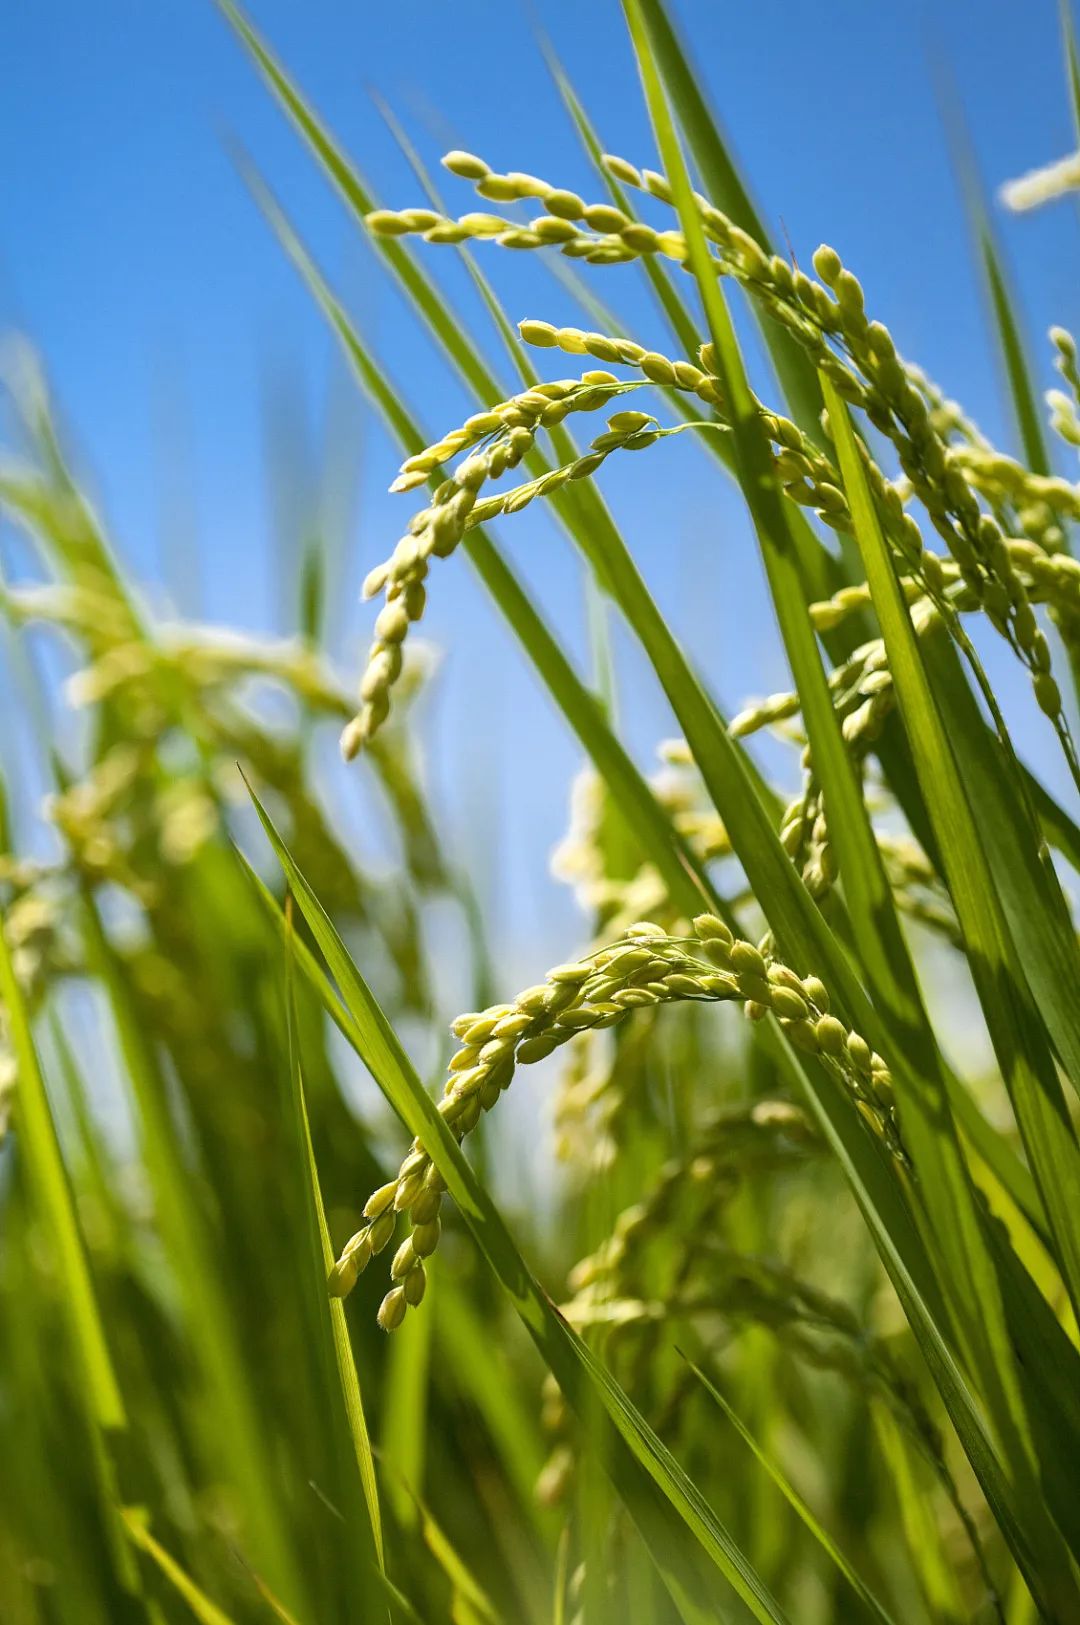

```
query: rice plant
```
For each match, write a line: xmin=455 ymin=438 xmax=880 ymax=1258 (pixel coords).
xmin=3 ymin=1 xmax=1080 ymax=1620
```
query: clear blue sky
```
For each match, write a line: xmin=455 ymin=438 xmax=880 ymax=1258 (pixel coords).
xmin=4 ymin=0 xmax=1080 ymax=982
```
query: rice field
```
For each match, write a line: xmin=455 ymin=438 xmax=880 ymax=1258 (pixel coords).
xmin=4 ymin=2 xmax=1080 ymax=1620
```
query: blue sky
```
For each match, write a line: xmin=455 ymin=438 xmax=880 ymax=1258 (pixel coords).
xmin=4 ymin=0 xmax=1080 ymax=982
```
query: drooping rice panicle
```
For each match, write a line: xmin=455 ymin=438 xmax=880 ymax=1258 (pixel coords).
xmin=332 ymin=912 xmax=905 ymax=1329
xmin=367 ymin=152 xmax=1080 ymax=786
xmin=342 ymin=382 xmax=719 ymax=755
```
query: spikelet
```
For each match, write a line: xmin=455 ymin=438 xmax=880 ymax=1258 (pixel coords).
xmin=340 ymin=380 xmax=677 ymax=758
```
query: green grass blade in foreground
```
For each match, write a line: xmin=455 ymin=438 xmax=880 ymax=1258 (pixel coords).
xmin=248 ymin=849 xmax=555 ymax=1540
xmin=685 ymin=1361 xmax=899 ymax=1625
xmin=939 ymin=91 xmax=1052 ymax=480
xmin=978 ymin=225 xmax=1051 ymax=477
xmin=365 ymin=1567 xmax=427 ymax=1625
xmin=626 ymin=0 xmax=824 ymax=441
xmin=789 ymin=1037 xmax=1064 ymax=1620
xmin=0 ymin=907 xmax=122 ymax=1436
xmin=0 ymin=895 xmax=143 ymax=1604
xmin=824 ymin=373 xmax=1080 ymax=1605
xmin=380 ymin=1275 xmax=432 ymax=1533
xmin=282 ymin=902 xmax=385 ymax=1573
xmin=922 ymin=620 xmax=1080 ymax=1107
xmin=1029 ymin=764 xmax=1080 ymax=873
xmin=823 ymin=374 xmax=1080 ymax=1318
xmin=403 ymin=1490 xmax=501 ymax=1625
xmin=246 ymin=781 xmax=790 ymax=1625
xmin=945 ymin=1072 xmax=1047 ymax=1243
xmin=121 ymin=1511 xmax=235 ymax=1625
xmin=871 ymin=1409 xmax=970 ymax=1625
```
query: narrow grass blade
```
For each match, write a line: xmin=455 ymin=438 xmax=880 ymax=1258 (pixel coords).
xmin=823 ymin=373 xmax=1080 ymax=1610
xmin=685 ymin=1359 xmax=899 ymax=1625
xmin=0 ymin=896 xmax=143 ymax=1604
xmin=1029 ymin=765 xmax=1080 ymax=872
xmin=0 ymin=918 xmax=123 ymax=1432
xmin=380 ymin=1287 xmax=433 ymax=1532
xmin=626 ymin=0 xmax=824 ymax=440
xmin=938 ymin=89 xmax=1051 ymax=478
xmin=978 ymin=226 xmax=1052 ymax=477
xmin=121 ymin=1511 xmax=235 ymax=1625
xmin=409 ymin=1492 xmax=501 ymax=1625
xmin=792 ymin=1041 xmax=1067 ymax=1620
xmin=553 ymin=1526 xmax=570 ymax=1625
xmin=945 ymin=1071 xmax=1048 ymax=1245
xmin=871 ymin=1410 xmax=969 ymax=1625
xmin=921 ymin=620 xmax=1080 ymax=1105
xmin=282 ymin=899 xmax=385 ymax=1572
xmin=366 ymin=1567 xmax=427 ymax=1625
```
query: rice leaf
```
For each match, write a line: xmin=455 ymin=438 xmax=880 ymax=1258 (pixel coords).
xmin=0 ymin=883 xmax=145 ymax=1605
xmin=625 ymin=0 xmax=824 ymax=441
xmin=282 ymin=898 xmax=386 ymax=1573
xmin=121 ymin=1510 xmax=235 ymax=1625
xmin=685 ymin=1359 xmax=899 ymax=1625
xmin=823 ymin=372 xmax=1080 ymax=1609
